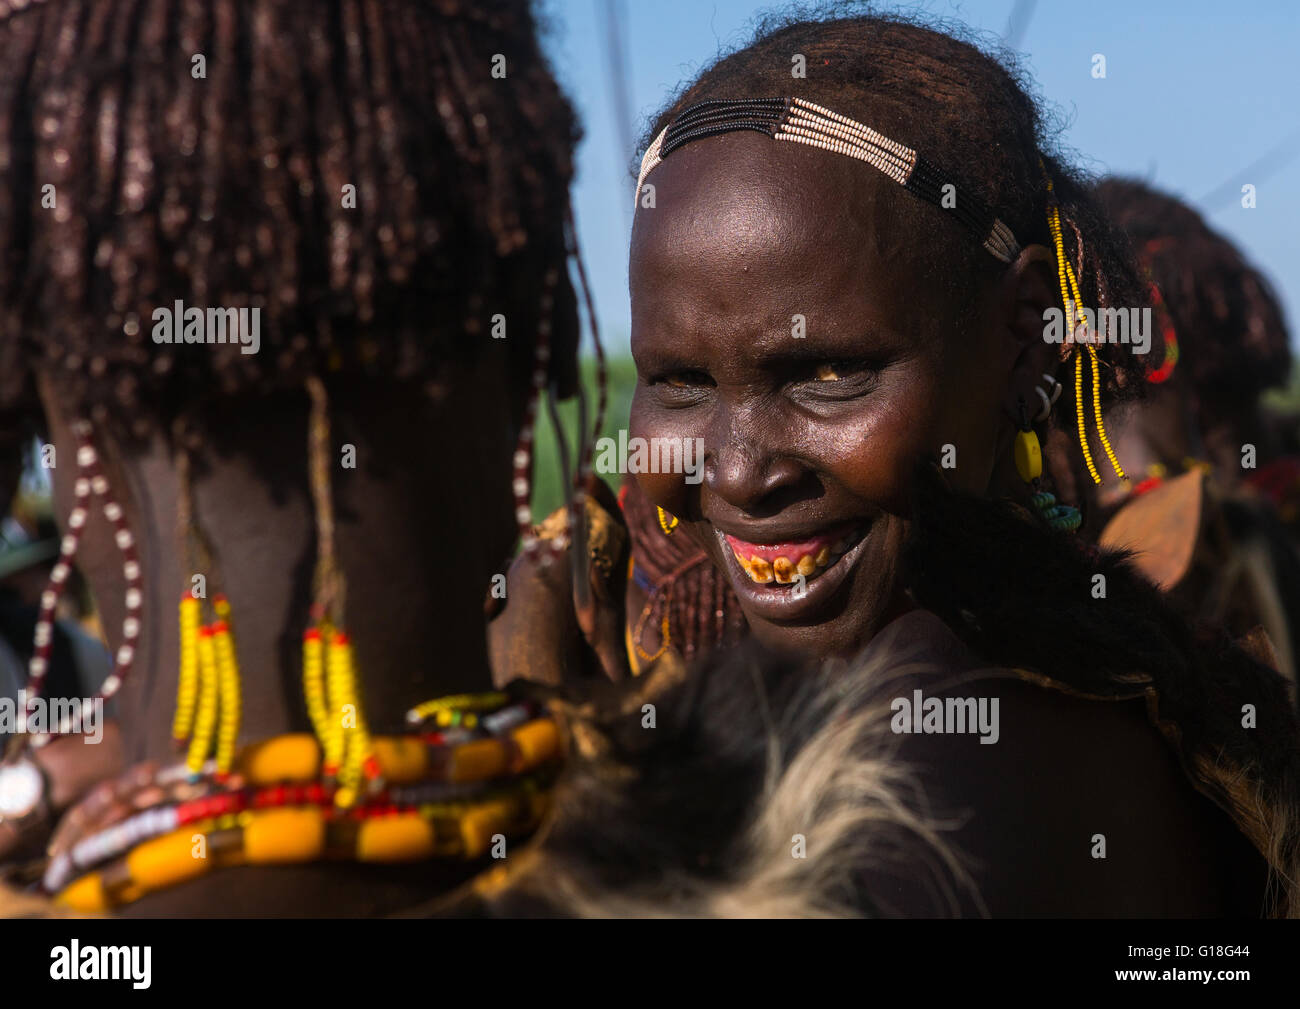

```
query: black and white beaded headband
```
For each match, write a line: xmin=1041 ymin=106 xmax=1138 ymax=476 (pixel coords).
xmin=635 ymin=97 xmax=1022 ymax=264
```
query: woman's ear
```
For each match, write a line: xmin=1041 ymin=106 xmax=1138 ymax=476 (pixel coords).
xmin=1000 ymin=243 xmax=1056 ymax=351
xmin=998 ymin=244 xmax=1061 ymax=420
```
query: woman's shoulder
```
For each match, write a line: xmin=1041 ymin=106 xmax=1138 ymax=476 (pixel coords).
xmin=875 ymin=630 xmax=1268 ymax=916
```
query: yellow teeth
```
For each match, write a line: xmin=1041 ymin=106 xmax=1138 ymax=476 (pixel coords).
xmin=734 ymin=540 xmax=851 ymax=586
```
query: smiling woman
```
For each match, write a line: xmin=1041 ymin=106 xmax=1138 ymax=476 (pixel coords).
xmin=621 ymin=16 xmax=1150 ymax=658
xmin=489 ymin=11 xmax=1300 ymax=917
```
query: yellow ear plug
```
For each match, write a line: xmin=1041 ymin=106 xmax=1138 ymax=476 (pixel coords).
xmin=1014 ymin=428 xmax=1043 ymax=483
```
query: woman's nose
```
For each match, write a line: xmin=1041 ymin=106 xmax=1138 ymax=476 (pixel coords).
xmin=704 ymin=434 xmax=806 ymax=514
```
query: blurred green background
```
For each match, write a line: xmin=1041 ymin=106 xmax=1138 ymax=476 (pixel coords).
xmin=530 ymin=353 xmax=636 ymax=522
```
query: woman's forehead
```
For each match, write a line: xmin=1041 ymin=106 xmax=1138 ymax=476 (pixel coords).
xmin=630 ymin=131 xmax=908 ymax=270
xmin=629 ymin=134 xmax=920 ymax=343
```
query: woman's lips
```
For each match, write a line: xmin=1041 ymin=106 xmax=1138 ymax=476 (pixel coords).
xmin=723 ymin=522 xmax=861 ymax=585
xmin=714 ymin=520 xmax=873 ymax=624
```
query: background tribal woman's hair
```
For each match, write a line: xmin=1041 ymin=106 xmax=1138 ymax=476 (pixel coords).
xmin=1096 ymin=176 xmax=1292 ymax=423
xmin=0 ymin=0 xmax=580 ymax=455
xmin=624 ymin=10 xmax=1163 ymax=660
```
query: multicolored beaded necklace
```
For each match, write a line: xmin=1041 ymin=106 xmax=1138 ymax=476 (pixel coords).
xmin=45 ymin=693 xmax=561 ymax=911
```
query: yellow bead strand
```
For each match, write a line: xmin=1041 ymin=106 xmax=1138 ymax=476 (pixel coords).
xmin=1074 ymin=346 xmax=1101 ymax=484
xmin=405 ymin=692 xmax=509 ymax=725
xmin=186 ymin=625 xmax=220 ymax=776
xmin=1089 ymin=344 xmax=1127 ymax=483
xmin=213 ymin=620 xmax=242 ymax=777
xmin=321 ymin=625 xmax=346 ymax=779
xmin=1046 ymin=194 xmax=1126 ymax=486
xmin=172 ymin=595 xmax=201 ymax=743
xmin=328 ymin=631 xmax=373 ymax=806
xmin=302 ymin=628 xmax=329 ymax=749
xmin=343 ymin=680 xmax=373 ymax=804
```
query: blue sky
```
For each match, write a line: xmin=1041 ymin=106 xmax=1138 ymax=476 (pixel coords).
xmin=538 ymin=0 xmax=1300 ymax=357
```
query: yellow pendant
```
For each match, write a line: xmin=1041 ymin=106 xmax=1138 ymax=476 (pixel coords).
xmin=1014 ymin=428 xmax=1042 ymax=483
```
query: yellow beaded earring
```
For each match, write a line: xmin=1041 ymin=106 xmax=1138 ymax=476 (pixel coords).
xmin=657 ymin=506 xmax=679 ymax=536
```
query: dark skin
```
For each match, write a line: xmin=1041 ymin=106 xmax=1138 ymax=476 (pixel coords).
xmin=7 ymin=355 xmax=516 ymax=913
xmin=34 ymin=364 xmax=512 ymax=763
xmin=629 ymin=134 xmax=1060 ymax=659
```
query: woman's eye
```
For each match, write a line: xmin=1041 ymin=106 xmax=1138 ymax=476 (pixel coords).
xmin=793 ymin=359 xmax=878 ymax=400
xmin=661 ymin=370 xmax=711 ymax=388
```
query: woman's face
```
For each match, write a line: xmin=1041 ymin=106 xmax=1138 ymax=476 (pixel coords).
xmin=629 ymin=133 xmax=1032 ymax=658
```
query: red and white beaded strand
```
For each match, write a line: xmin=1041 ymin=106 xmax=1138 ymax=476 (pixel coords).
xmin=26 ymin=421 xmax=143 ymax=742
xmin=511 ymin=229 xmax=611 ymax=566
xmin=513 ymin=268 xmax=566 ymax=560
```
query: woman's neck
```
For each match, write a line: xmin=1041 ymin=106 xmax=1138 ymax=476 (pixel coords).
xmin=40 ymin=378 xmax=518 ymax=765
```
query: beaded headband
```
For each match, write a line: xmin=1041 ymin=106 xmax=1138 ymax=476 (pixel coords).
xmin=635 ymin=97 xmax=1022 ymax=264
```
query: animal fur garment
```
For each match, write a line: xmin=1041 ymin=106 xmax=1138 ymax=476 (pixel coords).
xmin=434 ymin=615 xmax=986 ymax=918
